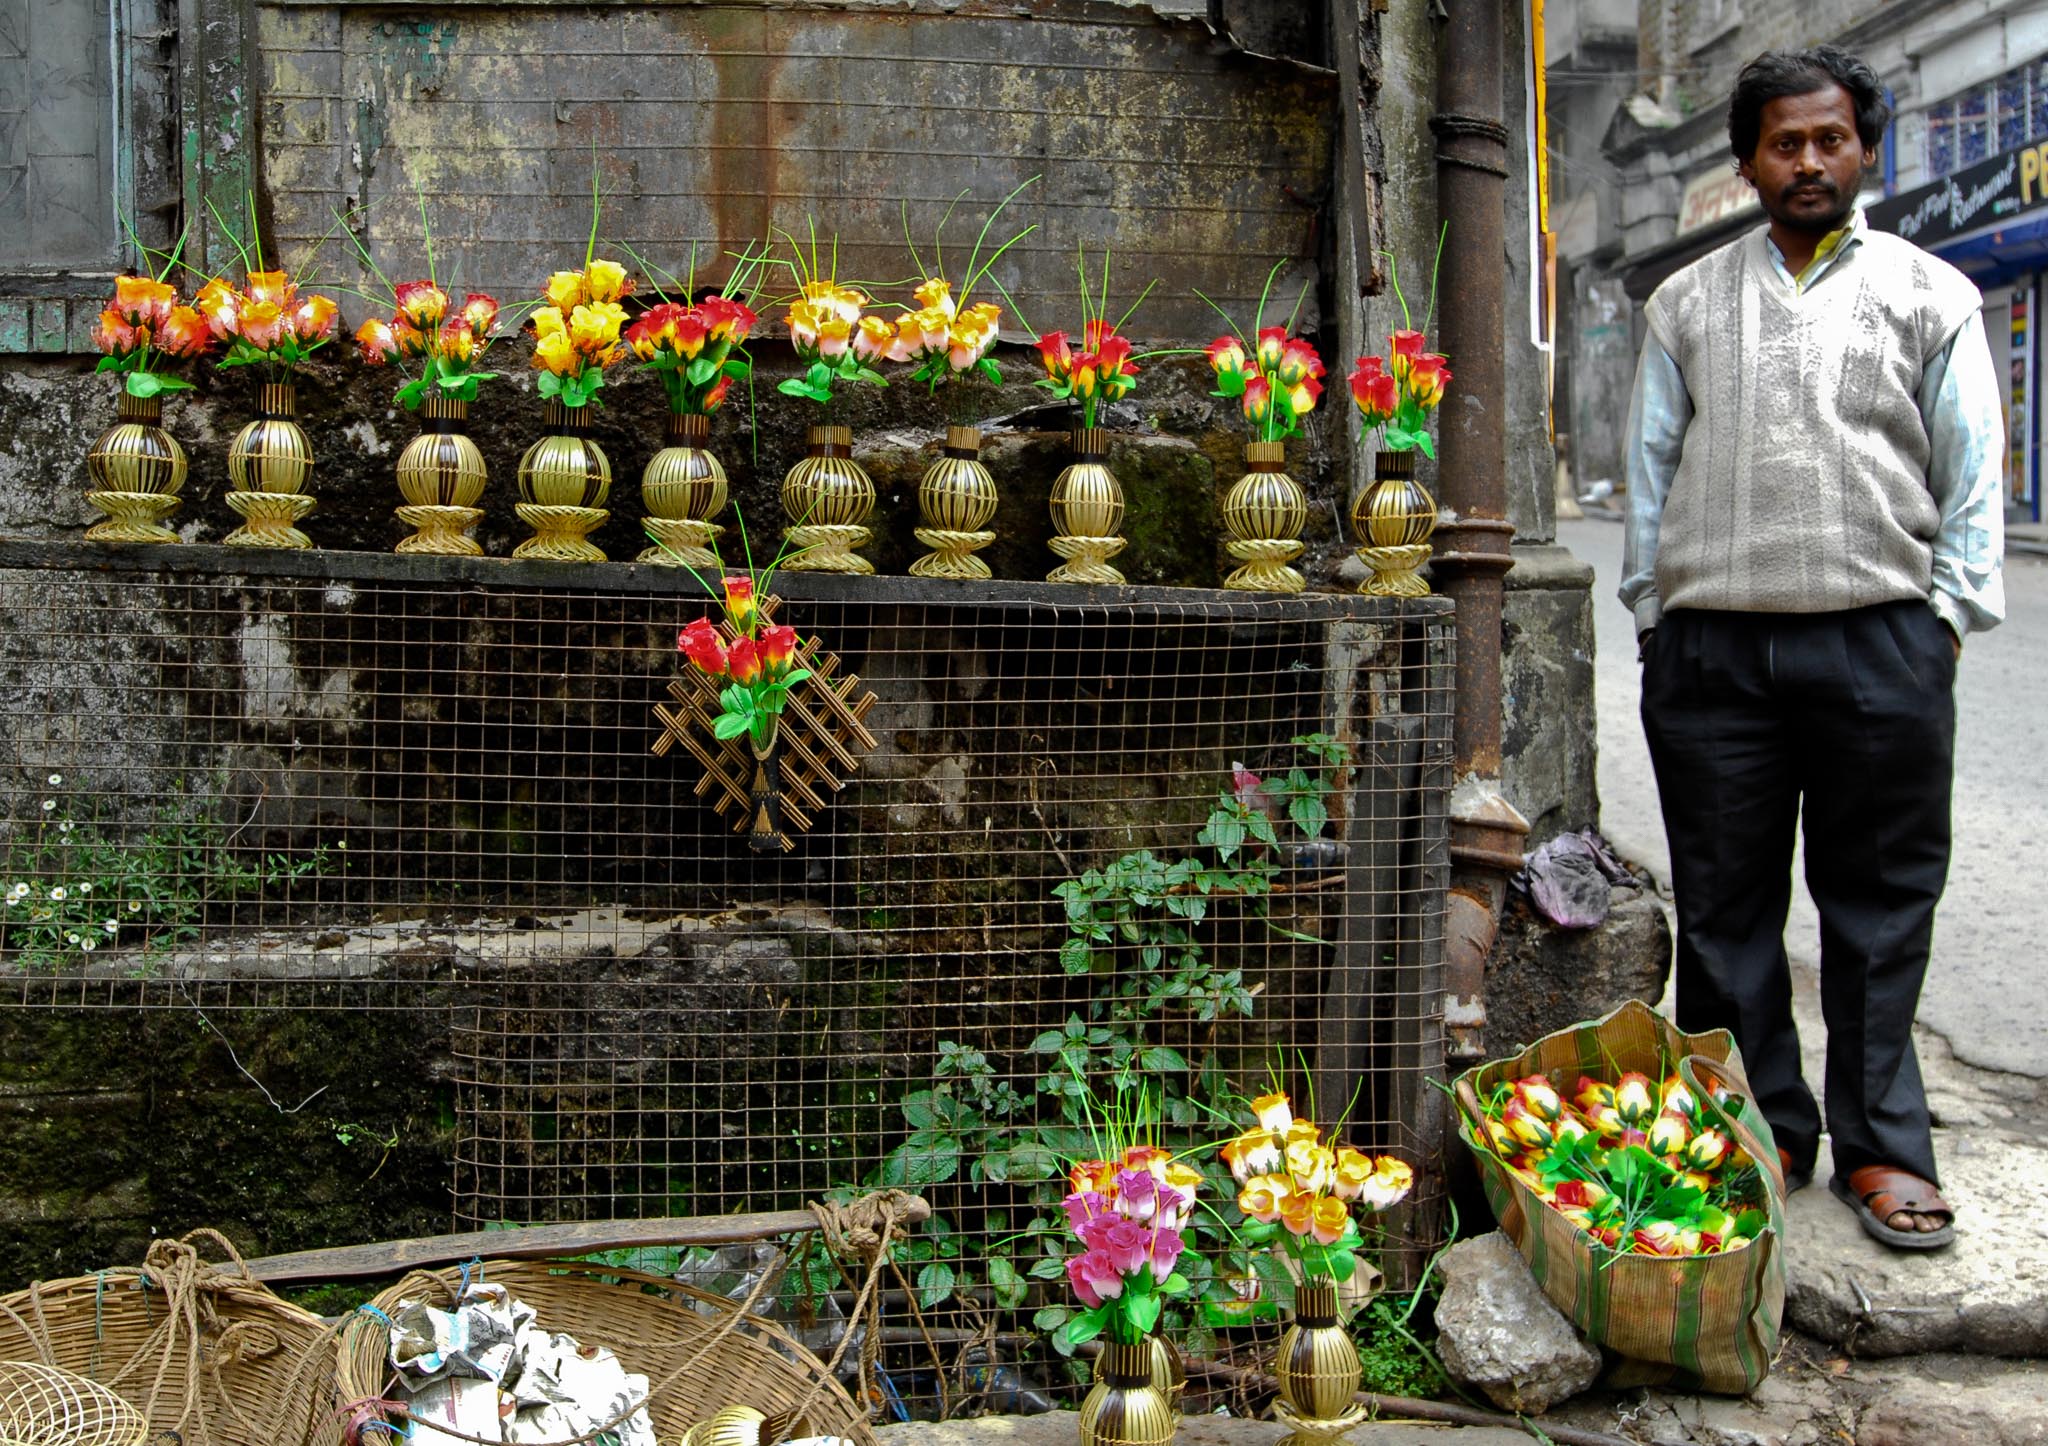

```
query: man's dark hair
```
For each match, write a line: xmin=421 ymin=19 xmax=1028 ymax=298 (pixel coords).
xmin=1728 ymin=46 xmax=1892 ymax=160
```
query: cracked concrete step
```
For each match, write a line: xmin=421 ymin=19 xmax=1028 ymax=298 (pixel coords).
xmin=1784 ymin=1133 xmax=2048 ymax=1357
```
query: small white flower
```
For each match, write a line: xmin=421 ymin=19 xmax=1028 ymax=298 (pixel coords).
xmin=48 ymin=886 xmax=66 ymax=902
xmin=127 ymin=900 xmax=142 ymax=913
xmin=103 ymin=919 xmax=118 ymax=934
xmin=57 ymin=820 xmax=74 ymax=835
xmin=6 ymin=883 xmax=26 ymax=903
xmin=40 ymin=799 xmax=56 ymax=813
xmin=47 ymin=774 xmax=61 ymax=786
xmin=66 ymin=931 xmax=80 ymax=944
xmin=76 ymin=882 xmax=91 ymax=895
xmin=79 ymin=937 xmax=95 ymax=952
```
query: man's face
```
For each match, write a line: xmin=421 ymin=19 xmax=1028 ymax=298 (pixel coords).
xmin=1738 ymin=82 xmax=1876 ymax=235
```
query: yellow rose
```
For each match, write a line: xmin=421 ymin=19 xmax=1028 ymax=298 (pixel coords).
xmin=913 ymin=276 xmax=955 ymax=318
xmin=532 ymin=307 xmax=567 ymax=341
xmin=1236 ymin=1172 xmax=1291 ymax=1224
xmin=1332 ymin=1146 xmax=1374 ymax=1202
xmin=585 ymin=258 xmax=630 ymax=304
xmin=533 ymin=330 xmax=578 ymax=375
xmin=815 ymin=316 xmax=852 ymax=359
xmin=1285 ymin=1140 xmax=1335 ymax=1195
xmin=545 ymin=271 xmax=585 ymax=310
xmin=570 ymin=301 xmax=626 ymax=352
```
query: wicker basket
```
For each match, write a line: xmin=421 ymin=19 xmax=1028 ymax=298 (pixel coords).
xmin=337 ymin=1259 xmax=874 ymax=1446
xmin=0 ymin=1234 xmax=337 ymax=1446
xmin=0 ymin=1359 xmax=148 ymax=1446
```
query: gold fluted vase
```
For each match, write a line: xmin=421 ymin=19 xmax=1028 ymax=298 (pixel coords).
xmin=1091 ymin=1334 xmax=1184 ymax=1422
xmin=911 ymin=424 xmax=998 ymax=579
xmin=1221 ymin=440 xmax=1307 ymax=592
xmin=394 ymin=394 xmax=487 ymax=555
xmin=515 ymin=398 xmax=612 ymax=562
xmin=224 ymin=381 xmax=317 ymax=549
xmin=640 ymin=410 xmax=727 ymax=566
xmin=1352 ymin=450 xmax=1437 ymax=596
xmin=1048 ymin=427 xmax=1127 ymax=584
xmin=1271 ymin=1279 xmax=1366 ymax=1442
xmin=85 ymin=392 xmax=186 ymax=543
xmin=780 ymin=424 xmax=875 ymax=573
xmin=1077 ymin=1338 xmax=1176 ymax=1446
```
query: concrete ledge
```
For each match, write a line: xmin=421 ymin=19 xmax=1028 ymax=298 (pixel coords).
xmin=876 ymin=1411 xmax=1532 ymax=1446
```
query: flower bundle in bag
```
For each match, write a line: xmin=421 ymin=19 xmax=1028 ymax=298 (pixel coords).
xmin=1452 ymin=999 xmax=1788 ymax=1394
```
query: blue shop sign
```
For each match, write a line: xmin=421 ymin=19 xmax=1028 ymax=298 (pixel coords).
xmin=1869 ymin=139 xmax=2048 ymax=252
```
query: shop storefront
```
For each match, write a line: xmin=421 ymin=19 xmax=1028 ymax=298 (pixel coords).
xmin=1870 ymin=140 xmax=2048 ymax=522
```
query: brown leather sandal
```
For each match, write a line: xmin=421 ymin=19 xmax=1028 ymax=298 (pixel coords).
xmin=1829 ymin=1165 xmax=1955 ymax=1250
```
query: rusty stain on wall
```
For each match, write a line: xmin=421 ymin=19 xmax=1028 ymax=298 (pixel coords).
xmin=257 ymin=2 xmax=1337 ymax=340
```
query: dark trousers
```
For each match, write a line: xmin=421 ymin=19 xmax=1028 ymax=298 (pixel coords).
xmin=1640 ymin=600 xmax=1956 ymax=1186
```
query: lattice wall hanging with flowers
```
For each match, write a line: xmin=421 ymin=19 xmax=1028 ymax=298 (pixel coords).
xmin=650 ymin=596 xmax=878 ymax=851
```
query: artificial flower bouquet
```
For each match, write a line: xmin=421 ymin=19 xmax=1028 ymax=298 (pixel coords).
xmin=625 ymin=293 xmax=757 ymax=416
xmin=1206 ymin=327 xmax=1324 ymax=444
xmin=774 ymin=227 xmax=888 ymax=409
xmin=1031 ymin=247 xmax=1152 ymax=429
xmin=356 ymin=284 xmax=504 ymax=407
xmin=675 ymin=534 xmax=811 ymax=750
xmin=195 ymin=268 xmax=338 ymax=379
xmin=1054 ymin=1145 xmax=1205 ymax=1350
xmin=1222 ymin=1091 xmax=1412 ymax=1288
xmin=91 ymin=274 xmax=213 ymax=396
xmin=529 ymin=259 xmax=633 ymax=409
xmin=1346 ymin=329 xmax=1451 ymax=458
xmin=1471 ymin=1070 xmax=1769 ymax=1258
xmin=892 ymin=277 xmax=1002 ymax=394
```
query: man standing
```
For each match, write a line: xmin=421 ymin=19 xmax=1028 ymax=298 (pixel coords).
xmin=1621 ymin=46 xmax=2004 ymax=1249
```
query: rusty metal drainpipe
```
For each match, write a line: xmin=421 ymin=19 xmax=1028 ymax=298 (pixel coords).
xmin=1430 ymin=0 xmax=1529 ymax=1064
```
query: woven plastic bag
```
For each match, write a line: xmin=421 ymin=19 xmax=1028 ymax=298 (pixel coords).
xmin=1452 ymin=999 xmax=1788 ymax=1395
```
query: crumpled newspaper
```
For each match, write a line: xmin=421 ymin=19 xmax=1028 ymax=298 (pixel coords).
xmin=1513 ymin=828 xmax=1638 ymax=929
xmin=386 ymin=1281 xmax=656 ymax=1446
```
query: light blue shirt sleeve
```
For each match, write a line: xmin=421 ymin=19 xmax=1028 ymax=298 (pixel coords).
xmin=1617 ymin=336 xmax=1691 ymax=638
xmin=1919 ymin=312 xmax=2006 ymax=639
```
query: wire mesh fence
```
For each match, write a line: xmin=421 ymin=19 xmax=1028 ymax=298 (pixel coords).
xmin=0 ymin=542 xmax=1452 ymax=1370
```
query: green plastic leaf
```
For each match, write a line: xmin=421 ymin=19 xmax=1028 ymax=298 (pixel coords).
xmin=777 ymin=377 xmax=814 ymax=398
xmin=686 ymin=357 xmax=718 ymax=386
xmin=722 ymin=358 xmax=752 ymax=380
xmin=94 ymin=355 xmax=123 ymax=374
xmin=124 ymin=371 xmax=165 ymax=398
xmin=977 ymin=357 xmax=1002 ymax=384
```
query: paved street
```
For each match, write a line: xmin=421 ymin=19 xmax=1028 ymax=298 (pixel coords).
xmin=1560 ymin=516 xmax=2048 ymax=1081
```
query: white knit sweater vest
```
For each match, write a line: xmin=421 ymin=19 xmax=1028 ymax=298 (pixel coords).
xmin=1644 ymin=224 xmax=1981 ymax=615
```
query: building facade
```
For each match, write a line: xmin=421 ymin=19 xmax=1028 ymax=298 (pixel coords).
xmin=1551 ymin=0 xmax=2048 ymax=522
